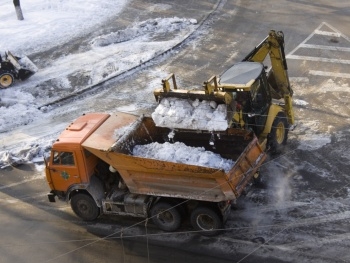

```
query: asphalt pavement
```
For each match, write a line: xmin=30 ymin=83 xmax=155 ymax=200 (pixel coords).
xmin=1 ymin=0 xmax=350 ymax=262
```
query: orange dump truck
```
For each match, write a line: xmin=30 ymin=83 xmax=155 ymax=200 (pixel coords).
xmin=45 ymin=112 xmax=266 ymax=235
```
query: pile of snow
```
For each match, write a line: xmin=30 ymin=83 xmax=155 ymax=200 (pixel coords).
xmin=91 ymin=17 xmax=197 ymax=47
xmin=0 ymin=139 xmax=54 ymax=169
xmin=152 ymin=98 xmax=228 ymax=131
xmin=133 ymin=141 xmax=235 ymax=173
xmin=114 ymin=123 xmax=134 ymax=138
xmin=293 ymin=99 xmax=309 ymax=106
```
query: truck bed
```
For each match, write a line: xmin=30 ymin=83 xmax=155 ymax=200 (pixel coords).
xmin=82 ymin=112 xmax=266 ymax=202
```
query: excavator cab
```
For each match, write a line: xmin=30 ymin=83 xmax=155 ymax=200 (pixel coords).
xmin=219 ymin=62 xmax=272 ymax=135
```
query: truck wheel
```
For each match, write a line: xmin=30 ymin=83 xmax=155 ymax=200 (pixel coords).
xmin=0 ymin=73 xmax=14 ymax=88
xmin=150 ymin=201 xmax=182 ymax=232
xmin=190 ymin=206 xmax=223 ymax=236
xmin=71 ymin=193 xmax=100 ymax=221
xmin=269 ymin=112 xmax=288 ymax=154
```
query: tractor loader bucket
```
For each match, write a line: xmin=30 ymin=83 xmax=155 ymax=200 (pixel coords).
xmin=153 ymin=73 xmax=235 ymax=130
xmin=154 ymin=73 xmax=232 ymax=104
xmin=6 ymin=51 xmax=37 ymax=80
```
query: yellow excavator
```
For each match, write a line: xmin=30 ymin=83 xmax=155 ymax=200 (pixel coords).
xmin=154 ymin=30 xmax=294 ymax=152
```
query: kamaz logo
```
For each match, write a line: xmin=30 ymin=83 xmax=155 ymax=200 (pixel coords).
xmin=61 ymin=171 xmax=70 ymax=180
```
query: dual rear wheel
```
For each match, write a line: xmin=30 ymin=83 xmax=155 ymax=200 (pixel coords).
xmin=150 ymin=201 xmax=182 ymax=232
xmin=150 ymin=201 xmax=223 ymax=236
xmin=190 ymin=206 xmax=223 ymax=236
xmin=70 ymin=195 xmax=224 ymax=235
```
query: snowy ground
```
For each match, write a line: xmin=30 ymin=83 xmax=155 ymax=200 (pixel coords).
xmin=0 ymin=0 xmax=128 ymax=53
xmin=0 ymin=0 xmax=199 ymax=167
xmin=1 ymin=1 xmax=350 ymax=262
xmin=0 ymin=0 xmax=337 ymax=168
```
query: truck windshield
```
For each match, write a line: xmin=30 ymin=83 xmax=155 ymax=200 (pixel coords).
xmin=52 ymin=151 xmax=75 ymax=166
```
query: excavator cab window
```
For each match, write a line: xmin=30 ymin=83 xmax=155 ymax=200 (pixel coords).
xmin=250 ymin=76 xmax=270 ymax=111
xmin=247 ymin=72 xmax=271 ymax=135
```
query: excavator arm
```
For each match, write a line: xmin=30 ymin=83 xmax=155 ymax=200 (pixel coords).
xmin=242 ymin=30 xmax=292 ymax=97
xmin=242 ymin=30 xmax=294 ymax=124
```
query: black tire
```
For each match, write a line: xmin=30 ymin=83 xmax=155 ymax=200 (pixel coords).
xmin=0 ymin=72 xmax=14 ymax=88
xmin=253 ymin=170 xmax=263 ymax=186
xmin=253 ymin=171 xmax=262 ymax=185
xmin=269 ymin=112 xmax=289 ymax=154
xmin=190 ymin=206 xmax=223 ymax=236
xmin=71 ymin=193 xmax=100 ymax=221
xmin=150 ymin=201 xmax=182 ymax=232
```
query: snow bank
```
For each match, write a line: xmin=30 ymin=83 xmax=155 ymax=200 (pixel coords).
xmin=152 ymin=98 xmax=228 ymax=131
xmin=0 ymin=140 xmax=54 ymax=169
xmin=0 ymin=0 xmax=202 ymax=170
xmin=133 ymin=141 xmax=235 ymax=173
xmin=91 ymin=17 xmax=197 ymax=47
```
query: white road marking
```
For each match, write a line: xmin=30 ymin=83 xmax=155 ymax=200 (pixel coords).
xmin=300 ymin=44 xmax=350 ymax=52
xmin=309 ymin=70 xmax=350 ymax=78
xmin=0 ymin=176 xmax=42 ymax=190
xmin=287 ymin=22 xmax=350 ymax=66
xmin=287 ymin=55 xmax=350 ymax=64
xmin=287 ymin=23 xmax=323 ymax=57
xmin=289 ymin=77 xmax=309 ymax=83
xmin=314 ymin=30 xmax=341 ymax=37
xmin=321 ymin=22 xmax=350 ymax=42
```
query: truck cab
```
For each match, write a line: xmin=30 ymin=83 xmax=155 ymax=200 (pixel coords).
xmin=45 ymin=113 xmax=109 ymax=201
xmin=45 ymin=111 xmax=267 ymax=235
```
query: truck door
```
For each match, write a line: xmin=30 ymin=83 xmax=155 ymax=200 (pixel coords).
xmin=47 ymin=150 xmax=81 ymax=191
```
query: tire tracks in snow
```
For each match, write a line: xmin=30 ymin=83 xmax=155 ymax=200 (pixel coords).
xmin=37 ymin=0 xmax=226 ymax=110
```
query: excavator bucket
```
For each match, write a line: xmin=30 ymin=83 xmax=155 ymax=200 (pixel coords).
xmin=153 ymin=73 xmax=235 ymax=131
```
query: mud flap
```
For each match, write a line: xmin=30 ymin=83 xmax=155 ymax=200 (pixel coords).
xmin=48 ymin=191 xmax=56 ymax=202
xmin=85 ymin=175 xmax=105 ymax=207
